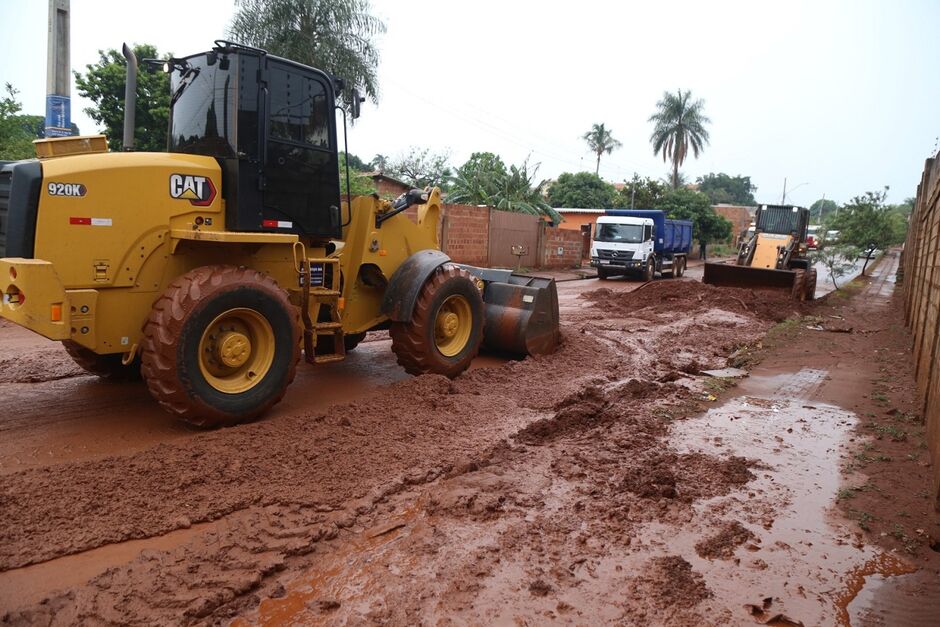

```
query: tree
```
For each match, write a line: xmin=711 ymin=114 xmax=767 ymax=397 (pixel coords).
xmin=448 ymin=153 xmax=561 ymax=224
xmin=386 ymin=147 xmax=452 ymax=189
xmin=649 ymin=89 xmax=710 ymax=189
xmin=448 ymin=152 xmax=508 ymax=205
xmin=370 ymin=153 xmax=388 ymax=173
xmin=812 ymin=245 xmax=859 ymax=290
xmin=343 ymin=152 xmax=370 ymax=171
xmin=826 ymin=187 xmax=907 ymax=275
xmin=338 ymin=152 xmax=376 ymax=196
xmin=0 ymin=84 xmax=36 ymax=160
xmin=582 ymin=123 xmax=622 ymax=175
xmin=696 ymin=173 xmax=756 ymax=205
xmin=617 ymin=175 xmax=667 ymax=209
xmin=230 ymin=0 xmax=386 ymax=109
xmin=809 ymin=198 xmax=838 ymax=222
xmin=655 ymin=188 xmax=731 ymax=245
xmin=547 ymin=171 xmax=617 ymax=209
xmin=74 ymin=44 xmax=170 ymax=152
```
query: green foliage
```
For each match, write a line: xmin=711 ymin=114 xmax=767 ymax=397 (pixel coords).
xmin=826 ymin=188 xmax=908 ymax=263
xmin=0 ymin=83 xmax=35 ymax=160
xmin=448 ymin=153 xmax=561 ymax=224
xmin=386 ymin=147 xmax=452 ymax=189
xmin=696 ymin=172 xmax=756 ymax=205
xmin=547 ymin=171 xmax=617 ymax=209
xmin=649 ymin=89 xmax=710 ymax=189
xmin=582 ymin=123 xmax=622 ymax=175
xmin=617 ymin=174 xmax=667 ymax=208
xmin=810 ymin=198 xmax=838 ymax=221
xmin=655 ymin=188 xmax=731 ymax=244
xmin=812 ymin=245 xmax=858 ymax=289
xmin=343 ymin=152 xmax=370 ymax=171
xmin=338 ymin=152 xmax=376 ymax=195
xmin=230 ymin=0 xmax=385 ymax=109
xmin=370 ymin=153 xmax=388 ymax=172
xmin=74 ymin=44 xmax=170 ymax=152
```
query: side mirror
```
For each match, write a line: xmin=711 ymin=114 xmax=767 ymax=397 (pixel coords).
xmin=351 ymin=88 xmax=364 ymax=119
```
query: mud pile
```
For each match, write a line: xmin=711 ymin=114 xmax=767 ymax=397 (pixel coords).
xmin=2 ymin=277 xmax=788 ymax=624
xmin=586 ymin=278 xmax=806 ymax=322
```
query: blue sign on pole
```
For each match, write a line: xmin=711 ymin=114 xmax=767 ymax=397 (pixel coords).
xmin=45 ymin=95 xmax=72 ymax=137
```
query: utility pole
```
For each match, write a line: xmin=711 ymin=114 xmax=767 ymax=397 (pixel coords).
xmin=45 ymin=0 xmax=71 ymax=137
xmin=780 ymin=177 xmax=787 ymax=205
xmin=630 ymin=172 xmax=636 ymax=209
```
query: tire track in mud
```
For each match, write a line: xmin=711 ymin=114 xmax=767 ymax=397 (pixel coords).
xmin=2 ymin=279 xmax=794 ymax=624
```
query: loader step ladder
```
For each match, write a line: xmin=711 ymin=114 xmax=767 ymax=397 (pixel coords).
xmin=299 ymin=257 xmax=346 ymax=365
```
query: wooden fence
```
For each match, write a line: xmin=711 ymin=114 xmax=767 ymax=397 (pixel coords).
xmin=902 ymin=151 xmax=940 ymax=505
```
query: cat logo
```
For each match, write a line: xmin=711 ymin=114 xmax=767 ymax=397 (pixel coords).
xmin=169 ymin=173 xmax=216 ymax=207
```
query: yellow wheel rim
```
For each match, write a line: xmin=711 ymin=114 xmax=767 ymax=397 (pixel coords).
xmin=434 ymin=294 xmax=473 ymax=358
xmin=198 ymin=308 xmax=275 ymax=394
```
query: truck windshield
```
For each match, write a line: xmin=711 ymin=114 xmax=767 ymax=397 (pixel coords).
xmin=596 ymin=223 xmax=644 ymax=243
xmin=169 ymin=56 xmax=237 ymax=158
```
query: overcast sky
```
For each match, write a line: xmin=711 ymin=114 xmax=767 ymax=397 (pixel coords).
xmin=2 ymin=0 xmax=938 ymax=206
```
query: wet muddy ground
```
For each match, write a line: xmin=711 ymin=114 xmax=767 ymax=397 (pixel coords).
xmin=1 ymin=255 xmax=938 ymax=625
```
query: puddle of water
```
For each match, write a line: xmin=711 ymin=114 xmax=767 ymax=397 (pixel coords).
xmin=0 ymin=520 xmax=215 ymax=611
xmin=661 ymin=368 xmax=916 ymax=626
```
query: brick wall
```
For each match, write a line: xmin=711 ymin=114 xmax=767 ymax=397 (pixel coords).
xmin=538 ymin=224 xmax=584 ymax=269
xmin=441 ymin=204 xmax=490 ymax=266
xmin=713 ymin=204 xmax=755 ymax=243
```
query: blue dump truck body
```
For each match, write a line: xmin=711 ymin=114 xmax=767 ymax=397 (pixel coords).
xmin=591 ymin=210 xmax=693 ymax=280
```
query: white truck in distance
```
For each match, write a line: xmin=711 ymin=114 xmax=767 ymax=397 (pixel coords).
xmin=590 ymin=210 xmax=693 ymax=281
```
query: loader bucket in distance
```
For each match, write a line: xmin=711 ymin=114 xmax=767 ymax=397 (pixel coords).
xmin=702 ymin=262 xmax=797 ymax=291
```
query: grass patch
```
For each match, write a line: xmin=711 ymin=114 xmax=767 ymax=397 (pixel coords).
xmin=703 ymin=377 xmax=737 ymax=396
xmin=848 ymin=508 xmax=876 ymax=531
xmin=869 ymin=422 xmax=907 ymax=441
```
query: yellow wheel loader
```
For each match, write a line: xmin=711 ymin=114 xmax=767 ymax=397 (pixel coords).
xmin=702 ymin=204 xmax=817 ymax=301
xmin=0 ymin=41 xmax=559 ymax=427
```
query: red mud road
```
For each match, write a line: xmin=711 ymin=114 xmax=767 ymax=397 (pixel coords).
xmin=1 ymin=257 xmax=938 ymax=625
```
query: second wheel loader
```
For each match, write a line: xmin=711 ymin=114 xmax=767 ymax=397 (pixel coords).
xmin=0 ymin=41 xmax=560 ymax=427
xmin=702 ymin=204 xmax=817 ymax=300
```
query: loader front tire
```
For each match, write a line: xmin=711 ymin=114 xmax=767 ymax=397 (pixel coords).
xmin=140 ymin=265 xmax=300 ymax=428
xmin=63 ymin=341 xmax=141 ymax=381
xmin=804 ymin=268 xmax=817 ymax=301
xmin=390 ymin=265 xmax=484 ymax=378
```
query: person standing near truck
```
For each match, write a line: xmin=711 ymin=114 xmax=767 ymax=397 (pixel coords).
xmin=700 ymin=241 xmax=707 ymax=261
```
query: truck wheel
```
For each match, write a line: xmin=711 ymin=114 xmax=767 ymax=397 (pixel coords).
xmin=804 ymin=268 xmax=817 ymax=301
xmin=63 ymin=341 xmax=141 ymax=381
xmin=643 ymin=258 xmax=655 ymax=282
xmin=597 ymin=267 xmax=609 ymax=280
xmin=140 ymin=265 xmax=300 ymax=428
xmin=676 ymin=257 xmax=686 ymax=278
xmin=390 ymin=265 xmax=484 ymax=378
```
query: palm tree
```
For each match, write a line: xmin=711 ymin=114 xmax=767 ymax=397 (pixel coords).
xmin=582 ymin=123 xmax=622 ymax=176
xmin=230 ymin=0 xmax=386 ymax=107
xmin=649 ymin=90 xmax=710 ymax=189
xmin=370 ymin=154 xmax=388 ymax=173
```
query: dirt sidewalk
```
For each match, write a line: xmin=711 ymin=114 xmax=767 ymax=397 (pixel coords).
xmin=1 ymin=253 xmax=936 ymax=625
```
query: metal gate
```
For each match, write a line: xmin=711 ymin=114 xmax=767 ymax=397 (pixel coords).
xmin=488 ymin=210 xmax=540 ymax=268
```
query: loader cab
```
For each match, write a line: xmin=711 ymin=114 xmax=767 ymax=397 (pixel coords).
xmin=167 ymin=43 xmax=342 ymax=239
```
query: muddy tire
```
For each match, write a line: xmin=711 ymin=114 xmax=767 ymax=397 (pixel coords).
xmin=390 ymin=265 xmax=484 ymax=378
xmin=643 ymin=257 xmax=655 ymax=282
xmin=675 ymin=257 xmax=685 ymax=278
xmin=791 ymin=269 xmax=806 ymax=302
xmin=597 ymin=267 xmax=609 ymax=280
xmin=62 ymin=340 xmax=141 ymax=381
xmin=140 ymin=265 xmax=301 ymax=428
xmin=804 ymin=268 xmax=817 ymax=301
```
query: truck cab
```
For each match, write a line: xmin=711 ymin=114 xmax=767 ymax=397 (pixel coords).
xmin=591 ymin=215 xmax=655 ymax=273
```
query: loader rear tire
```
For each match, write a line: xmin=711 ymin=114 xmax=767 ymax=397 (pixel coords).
xmin=390 ymin=265 xmax=484 ymax=378
xmin=63 ymin=341 xmax=141 ymax=381
xmin=140 ymin=265 xmax=301 ymax=428
xmin=804 ymin=268 xmax=817 ymax=301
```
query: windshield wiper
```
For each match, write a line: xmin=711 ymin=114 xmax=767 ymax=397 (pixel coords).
xmin=170 ymin=66 xmax=200 ymax=107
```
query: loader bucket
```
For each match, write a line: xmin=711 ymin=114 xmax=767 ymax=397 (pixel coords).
xmin=703 ymin=262 xmax=797 ymax=291
xmin=457 ymin=266 xmax=560 ymax=357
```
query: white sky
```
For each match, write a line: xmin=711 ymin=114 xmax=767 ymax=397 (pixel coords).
xmin=1 ymin=0 xmax=938 ymax=206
